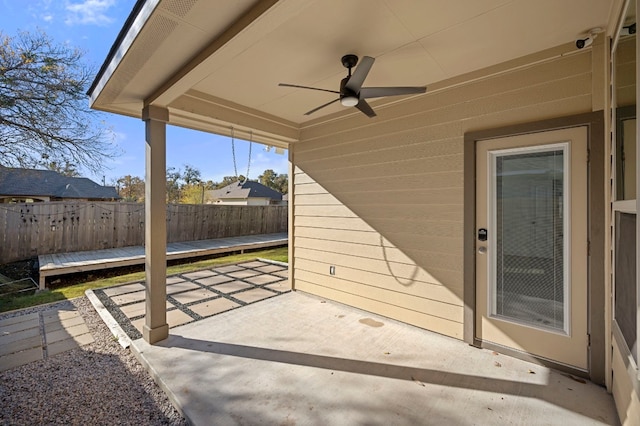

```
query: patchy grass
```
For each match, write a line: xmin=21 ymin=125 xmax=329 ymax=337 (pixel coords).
xmin=0 ymin=247 xmax=287 ymax=313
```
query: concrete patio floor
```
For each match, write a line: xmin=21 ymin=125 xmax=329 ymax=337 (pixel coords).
xmin=132 ymin=291 xmax=618 ymax=425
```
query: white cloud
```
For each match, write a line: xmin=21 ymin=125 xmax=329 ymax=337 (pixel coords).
xmin=42 ymin=14 xmax=54 ymax=22
xmin=65 ymin=0 xmax=116 ymax=26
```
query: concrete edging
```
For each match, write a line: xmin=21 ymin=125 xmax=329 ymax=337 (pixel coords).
xmin=85 ymin=289 xmax=131 ymax=349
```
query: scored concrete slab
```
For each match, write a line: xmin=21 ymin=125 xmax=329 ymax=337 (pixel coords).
xmin=0 ymin=335 xmax=42 ymax=356
xmin=195 ymin=275 xmax=233 ymax=286
xmin=46 ymin=323 xmax=91 ymax=343
xmin=131 ymin=292 xmax=618 ymax=426
xmin=264 ymin=281 xmax=291 ymax=293
xmin=226 ymin=269 xmax=260 ymax=279
xmin=0 ymin=326 xmax=40 ymax=345
xmin=0 ymin=314 xmax=39 ymax=334
xmin=171 ymin=288 xmax=218 ymax=305
xmin=0 ymin=347 xmax=43 ymax=371
xmin=166 ymin=276 xmax=186 ymax=285
xmin=103 ymin=282 xmax=145 ymax=297
xmin=112 ymin=290 xmax=146 ymax=305
xmin=182 ymin=270 xmax=216 ymax=280
xmin=166 ymin=281 xmax=201 ymax=295
xmin=213 ymin=265 xmax=245 ymax=274
xmin=254 ymin=264 xmax=286 ymax=274
xmin=0 ymin=307 xmax=94 ymax=372
xmin=120 ymin=301 xmax=174 ymax=319
xmin=189 ymin=298 xmax=240 ymax=318
xmin=212 ymin=280 xmax=253 ymax=294
xmin=232 ymin=288 xmax=276 ymax=304
xmin=48 ymin=333 xmax=95 ymax=356
xmin=0 ymin=312 xmax=39 ymax=327
xmin=240 ymin=261 xmax=270 ymax=268
xmin=245 ymin=274 xmax=282 ymax=285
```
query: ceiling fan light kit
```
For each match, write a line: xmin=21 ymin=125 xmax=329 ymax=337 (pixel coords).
xmin=340 ymin=96 xmax=359 ymax=107
xmin=279 ymin=54 xmax=427 ymax=118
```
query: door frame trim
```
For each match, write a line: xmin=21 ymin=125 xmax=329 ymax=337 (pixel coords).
xmin=463 ymin=111 xmax=605 ymax=383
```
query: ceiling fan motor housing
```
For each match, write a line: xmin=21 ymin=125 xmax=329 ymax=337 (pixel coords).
xmin=341 ymin=54 xmax=359 ymax=69
xmin=340 ymin=77 xmax=359 ymax=106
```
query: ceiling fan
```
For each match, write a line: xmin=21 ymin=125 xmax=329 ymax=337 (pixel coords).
xmin=279 ymin=54 xmax=427 ymax=118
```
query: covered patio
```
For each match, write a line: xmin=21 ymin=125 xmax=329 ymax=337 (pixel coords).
xmin=88 ymin=0 xmax=639 ymax=423
xmin=132 ymin=291 xmax=617 ymax=424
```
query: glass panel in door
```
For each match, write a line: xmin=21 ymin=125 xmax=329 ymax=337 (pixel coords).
xmin=492 ymin=148 xmax=567 ymax=333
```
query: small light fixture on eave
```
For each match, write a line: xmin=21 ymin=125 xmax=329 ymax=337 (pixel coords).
xmin=621 ymin=22 xmax=636 ymax=36
xmin=576 ymin=27 xmax=603 ymax=49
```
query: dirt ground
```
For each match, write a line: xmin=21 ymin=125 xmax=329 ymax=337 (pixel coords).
xmin=0 ymin=258 xmax=39 ymax=281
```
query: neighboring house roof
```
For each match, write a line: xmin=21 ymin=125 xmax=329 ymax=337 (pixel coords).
xmin=0 ymin=167 xmax=119 ymax=200
xmin=206 ymin=181 xmax=283 ymax=201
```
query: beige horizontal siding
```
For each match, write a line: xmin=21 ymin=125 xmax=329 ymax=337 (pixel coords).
xmin=292 ymin=48 xmax=594 ymax=339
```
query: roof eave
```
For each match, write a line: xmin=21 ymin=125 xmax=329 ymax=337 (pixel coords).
xmin=87 ymin=0 xmax=159 ymax=103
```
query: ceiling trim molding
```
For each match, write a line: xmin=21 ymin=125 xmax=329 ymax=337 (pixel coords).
xmin=168 ymin=90 xmax=299 ymax=148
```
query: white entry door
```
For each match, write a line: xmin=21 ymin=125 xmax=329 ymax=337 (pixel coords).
xmin=475 ymin=127 xmax=588 ymax=370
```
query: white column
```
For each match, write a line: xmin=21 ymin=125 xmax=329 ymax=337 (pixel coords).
xmin=142 ymin=105 xmax=169 ymax=344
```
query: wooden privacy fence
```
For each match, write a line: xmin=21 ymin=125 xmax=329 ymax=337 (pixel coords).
xmin=0 ymin=202 xmax=288 ymax=264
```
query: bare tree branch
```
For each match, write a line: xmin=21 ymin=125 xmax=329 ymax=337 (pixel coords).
xmin=0 ymin=29 xmax=118 ymax=174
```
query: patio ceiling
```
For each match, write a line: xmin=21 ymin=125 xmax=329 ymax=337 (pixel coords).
xmin=89 ymin=0 xmax=624 ymax=147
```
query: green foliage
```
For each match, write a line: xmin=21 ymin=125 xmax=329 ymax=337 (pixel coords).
xmin=259 ymin=169 xmax=288 ymax=194
xmin=0 ymin=30 xmax=117 ymax=174
xmin=113 ymin=166 xmax=288 ymax=203
xmin=115 ymin=175 xmax=145 ymax=202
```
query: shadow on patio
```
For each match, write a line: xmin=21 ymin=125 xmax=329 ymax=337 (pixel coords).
xmin=132 ymin=292 xmax=617 ymax=425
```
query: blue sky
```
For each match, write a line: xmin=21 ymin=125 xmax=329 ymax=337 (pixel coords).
xmin=0 ymin=0 xmax=288 ymax=184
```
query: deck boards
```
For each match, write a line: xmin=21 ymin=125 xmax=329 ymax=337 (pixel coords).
xmin=38 ymin=233 xmax=288 ymax=289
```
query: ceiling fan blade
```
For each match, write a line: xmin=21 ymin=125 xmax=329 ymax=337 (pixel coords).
xmin=304 ymin=98 xmax=340 ymax=115
xmin=279 ymin=83 xmax=340 ymax=94
xmin=345 ymin=56 xmax=374 ymax=93
xmin=360 ymin=86 xmax=427 ymax=99
xmin=355 ymin=99 xmax=376 ymax=118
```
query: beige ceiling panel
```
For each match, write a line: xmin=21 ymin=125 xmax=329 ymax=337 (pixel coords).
xmin=382 ymin=0 xmax=513 ymax=39
xmin=372 ymin=42 xmax=446 ymax=86
xmin=421 ymin=0 xmax=614 ymax=76
xmin=193 ymin=0 xmax=416 ymax=107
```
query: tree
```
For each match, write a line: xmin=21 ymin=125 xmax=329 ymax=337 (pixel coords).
xmin=180 ymin=184 xmax=206 ymax=204
xmin=258 ymin=169 xmax=288 ymax=194
xmin=45 ymin=160 xmax=80 ymax=177
xmin=215 ymin=175 xmax=245 ymax=189
xmin=182 ymin=164 xmax=201 ymax=185
xmin=166 ymin=167 xmax=182 ymax=204
xmin=115 ymin=175 xmax=145 ymax=202
xmin=0 ymin=30 xmax=117 ymax=174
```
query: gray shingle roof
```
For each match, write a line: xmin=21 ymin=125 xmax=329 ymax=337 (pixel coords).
xmin=206 ymin=180 xmax=283 ymax=201
xmin=0 ymin=167 xmax=119 ymax=200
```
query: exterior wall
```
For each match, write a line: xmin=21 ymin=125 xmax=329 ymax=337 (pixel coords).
xmin=291 ymin=49 xmax=596 ymax=340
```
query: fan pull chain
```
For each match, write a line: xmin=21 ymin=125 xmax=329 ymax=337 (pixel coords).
xmin=245 ymin=130 xmax=253 ymax=182
xmin=231 ymin=127 xmax=238 ymax=180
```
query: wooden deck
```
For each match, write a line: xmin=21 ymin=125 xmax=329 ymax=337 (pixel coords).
xmin=38 ymin=233 xmax=288 ymax=290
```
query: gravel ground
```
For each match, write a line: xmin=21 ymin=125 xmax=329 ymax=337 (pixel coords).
xmin=0 ymin=297 xmax=187 ymax=425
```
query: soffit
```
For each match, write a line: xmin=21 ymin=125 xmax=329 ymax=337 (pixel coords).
xmin=91 ymin=0 xmax=621 ymax=134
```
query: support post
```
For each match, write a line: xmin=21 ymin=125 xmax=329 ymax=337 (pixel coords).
xmin=142 ymin=105 xmax=169 ymax=344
